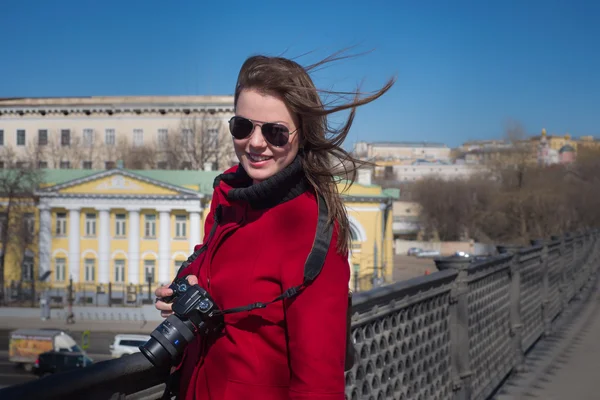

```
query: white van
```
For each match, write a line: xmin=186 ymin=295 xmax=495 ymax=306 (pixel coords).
xmin=109 ymin=334 xmax=151 ymax=358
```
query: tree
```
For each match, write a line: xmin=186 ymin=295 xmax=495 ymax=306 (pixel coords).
xmin=25 ymin=127 xmax=97 ymax=169
xmin=0 ymin=147 xmax=43 ymax=304
xmin=159 ymin=115 xmax=235 ymax=171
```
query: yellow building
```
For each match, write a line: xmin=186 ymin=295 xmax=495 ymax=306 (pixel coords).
xmin=2 ymin=168 xmax=397 ymax=304
xmin=530 ymin=129 xmax=578 ymax=152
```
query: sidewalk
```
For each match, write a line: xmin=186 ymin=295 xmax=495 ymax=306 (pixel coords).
xmin=0 ymin=316 xmax=156 ymax=333
xmin=495 ymin=283 xmax=600 ymax=399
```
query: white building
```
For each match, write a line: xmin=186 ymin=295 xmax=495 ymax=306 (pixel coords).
xmin=390 ymin=160 xmax=485 ymax=182
xmin=353 ymin=141 xmax=451 ymax=162
xmin=0 ymin=96 xmax=235 ymax=170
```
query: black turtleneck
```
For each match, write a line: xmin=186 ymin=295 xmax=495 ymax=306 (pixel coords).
xmin=216 ymin=156 xmax=311 ymax=210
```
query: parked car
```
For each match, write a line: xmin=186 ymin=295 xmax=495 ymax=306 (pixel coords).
xmin=8 ymin=329 xmax=84 ymax=372
xmin=33 ymin=351 xmax=93 ymax=377
xmin=109 ymin=334 xmax=151 ymax=358
xmin=416 ymin=250 xmax=441 ymax=258
xmin=407 ymin=247 xmax=422 ymax=256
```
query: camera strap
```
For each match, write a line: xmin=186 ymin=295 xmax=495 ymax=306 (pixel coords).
xmin=214 ymin=192 xmax=333 ymax=316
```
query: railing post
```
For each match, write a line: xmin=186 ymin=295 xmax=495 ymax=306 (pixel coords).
xmin=558 ymin=238 xmax=568 ymax=312
xmin=540 ymin=244 xmax=551 ymax=336
xmin=509 ymin=251 xmax=525 ymax=371
xmin=573 ymin=235 xmax=582 ymax=300
xmin=449 ymin=261 xmax=472 ymax=400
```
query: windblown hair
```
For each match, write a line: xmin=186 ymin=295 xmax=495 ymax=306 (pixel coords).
xmin=234 ymin=50 xmax=395 ymax=254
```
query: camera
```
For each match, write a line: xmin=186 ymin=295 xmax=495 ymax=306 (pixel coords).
xmin=139 ymin=278 xmax=224 ymax=368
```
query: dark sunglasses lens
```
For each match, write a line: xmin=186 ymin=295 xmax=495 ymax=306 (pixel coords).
xmin=263 ymin=124 xmax=289 ymax=147
xmin=230 ymin=117 xmax=253 ymax=139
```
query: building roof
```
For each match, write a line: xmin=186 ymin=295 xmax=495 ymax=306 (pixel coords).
xmin=0 ymin=95 xmax=235 ymax=116
xmin=0 ymin=95 xmax=234 ymax=107
xmin=39 ymin=168 xmax=220 ymax=195
xmin=36 ymin=168 xmax=394 ymax=201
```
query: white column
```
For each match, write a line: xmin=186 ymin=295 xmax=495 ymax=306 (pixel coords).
xmin=127 ymin=207 xmax=140 ymax=284
xmin=38 ymin=206 xmax=52 ymax=279
xmin=157 ymin=207 xmax=171 ymax=284
xmin=67 ymin=207 xmax=81 ymax=283
xmin=97 ymin=207 xmax=110 ymax=284
xmin=188 ymin=207 xmax=202 ymax=254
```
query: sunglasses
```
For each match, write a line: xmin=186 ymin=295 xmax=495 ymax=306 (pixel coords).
xmin=228 ymin=116 xmax=297 ymax=147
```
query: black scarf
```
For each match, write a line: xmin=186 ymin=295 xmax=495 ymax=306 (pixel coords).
xmin=220 ymin=156 xmax=310 ymax=210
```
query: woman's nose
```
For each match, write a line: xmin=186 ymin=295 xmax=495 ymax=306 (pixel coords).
xmin=248 ymin=124 xmax=267 ymax=148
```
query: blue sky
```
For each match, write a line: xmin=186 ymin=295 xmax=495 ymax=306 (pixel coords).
xmin=1 ymin=0 xmax=598 ymax=148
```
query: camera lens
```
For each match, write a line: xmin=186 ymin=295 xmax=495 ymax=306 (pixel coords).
xmin=139 ymin=314 xmax=197 ymax=367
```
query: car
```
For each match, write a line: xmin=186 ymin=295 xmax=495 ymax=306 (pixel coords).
xmin=416 ymin=250 xmax=441 ymax=258
xmin=454 ymin=251 xmax=471 ymax=258
xmin=33 ymin=351 xmax=93 ymax=377
xmin=109 ymin=334 xmax=151 ymax=358
xmin=407 ymin=247 xmax=422 ymax=256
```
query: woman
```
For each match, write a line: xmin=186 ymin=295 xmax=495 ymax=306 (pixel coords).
xmin=155 ymin=52 xmax=394 ymax=400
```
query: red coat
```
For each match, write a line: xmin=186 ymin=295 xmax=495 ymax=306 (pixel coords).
xmin=175 ymin=159 xmax=350 ymax=400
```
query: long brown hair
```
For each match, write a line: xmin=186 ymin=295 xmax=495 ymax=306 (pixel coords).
xmin=234 ymin=50 xmax=396 ymax=254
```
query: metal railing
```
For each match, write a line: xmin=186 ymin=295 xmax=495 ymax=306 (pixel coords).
xmin=0 ymin=230 xmax=597 ymax=400
xmin=0 ymin=353 xmax=169 ymax=400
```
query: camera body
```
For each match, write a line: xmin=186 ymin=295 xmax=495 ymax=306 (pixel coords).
xmin=139 ymin=278 xmax=224 ymax=368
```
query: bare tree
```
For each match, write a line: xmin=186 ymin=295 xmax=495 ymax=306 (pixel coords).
xmin=0 ymin=148 xmax=42 ymax=304
xmin=25 ymin=128 xmax=95 ymax=169
xmin=159 ymin=115 xmax=234 ymax=170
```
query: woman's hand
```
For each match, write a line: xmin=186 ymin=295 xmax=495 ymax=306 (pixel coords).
xmin=154 ymin=275 xmax=199 ymax=318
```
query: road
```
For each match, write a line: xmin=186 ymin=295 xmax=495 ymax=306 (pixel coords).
xmin=0 ymin=329 xmax=116 ymax=390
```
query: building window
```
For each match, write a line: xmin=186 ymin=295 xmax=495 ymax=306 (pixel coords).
xmin=181 ymin=161 xmax=192 ymax=170
xmin=144 ymin=214 xmax=156 ymax=238
xmin=0 ymin=130 xmax=4 ymax=145
xmin=182 ymin=129 xmax=193 ymax=146
xmin=38 ymin=161 xmax=48 ymax=169
xmin=158 ymin=129 xmax=168 ymax=146
xmin=84 ymin=258 xmax=96 ymax=282
xmin=144 ymin=260 xmax=155 ymax=283
xmin=157 ymin=161 xmax=167 ymax=169
xmin=16 ymin=161 xmax=28 ymax=168
xmin=83 ymin=129 xmax=94 ymax=147
xmin=38 ymin=129 xmax=48 ymax=146
xmin=133 ymin=129 xmax=143 ymax=147
xmin=23 ymin=213 xmax=35 ymax=236
xmin=85 ymin=213 xmax=96 ymax=236
xmin=174 ymin=260 xmax=184 ymax=279
xmin=105 ymin=161 xmax=116 ymax=169
xmin=60 ymin=161 xmax=71 ymax=169
xmin=207 ymin=128 xmax=219 ymax=142
xmin=55 ymin=258 xmax=66 ymax=282
xmin=56 ymin=212 xmax=67 ymax=236
xmin=17 ymin=130 xmax=26 ymax=146
xmin=114 ymin=259 xmax=125 ymax=283
xmin=0 ymin=162 xmax=4 ymax=169
xmin=115 ymin=214 xmax=126 ymax=237
xmin=22 ymin=254 xmax=34 ymax=282
xmin=0 ymin=212 xmax=7 ymax=241
xmin=61 ymin=129 xmax=70 ymax=146
xmin=105 ymin=129 xmax=115 ymax=146
xmin=175 ymin=215 xmax=187 ymax=238
xmin=82 ymin=161 xmax=93 ymax=169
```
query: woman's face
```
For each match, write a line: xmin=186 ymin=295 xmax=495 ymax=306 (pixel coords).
xmin=233 ymin=89 xmax=300 ymax=183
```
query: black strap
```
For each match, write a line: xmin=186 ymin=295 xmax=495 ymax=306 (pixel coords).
xmin=164 ymin=194 xmax=333 ymax=396
xmin=214 ymin=193 xmax=332 ymax=316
